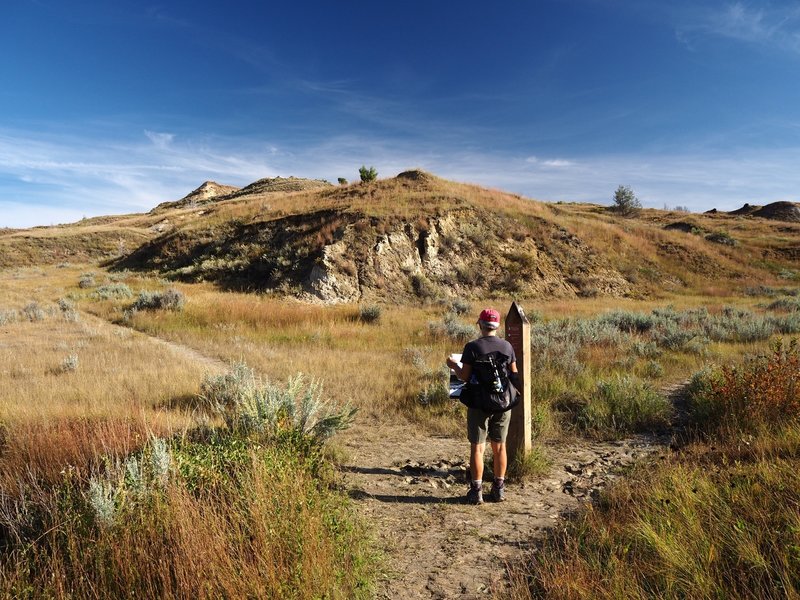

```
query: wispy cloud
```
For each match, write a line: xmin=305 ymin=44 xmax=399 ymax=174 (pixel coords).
xmin=1 ymin=124 xmax=799 ymax=228
xmin=144 ymin=130 xmax=175 ymax=149
xmin=677 ymin=2 xmax=800 ymax=54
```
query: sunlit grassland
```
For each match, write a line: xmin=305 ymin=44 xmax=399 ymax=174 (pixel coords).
xmin=508 ymin=342 xmax=800 ymax=599
xmin=63 ymin=264 xmax=800 ymax=441
xmin=0 ymin=267 xmax=206 ymax=490
xmin=0 ymin=266 xmax=377 ymax=598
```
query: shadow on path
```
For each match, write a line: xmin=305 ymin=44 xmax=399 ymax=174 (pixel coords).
xmin=349 ymin=490 xmax=465 ymax=505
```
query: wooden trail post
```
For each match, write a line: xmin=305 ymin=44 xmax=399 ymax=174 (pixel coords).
xmin=505 ymin=302 xmax=531 ymax=461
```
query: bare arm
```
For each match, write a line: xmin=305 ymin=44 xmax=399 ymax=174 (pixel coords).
xmin=446 ymin=356 xmax=473 ymax=382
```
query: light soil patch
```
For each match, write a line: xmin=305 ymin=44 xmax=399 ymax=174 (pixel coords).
xmin=338 ymin=421 xmax=671 ymax=599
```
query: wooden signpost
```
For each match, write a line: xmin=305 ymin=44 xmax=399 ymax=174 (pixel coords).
xmin=505 ymin=302 xmax=531 ymax=460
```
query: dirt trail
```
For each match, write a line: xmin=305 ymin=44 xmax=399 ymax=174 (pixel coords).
xmin=85 ymin=310 xmax=683 ymax=599
xmin=338 ymin=421 xmax=673 ymax=599
xmin=82 ymin=312 xmax=229 ymax=373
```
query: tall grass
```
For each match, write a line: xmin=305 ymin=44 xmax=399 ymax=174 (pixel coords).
xmin=0 ymin=431 xmax=375 ymax=598
xmin=0 ymin=364 xmax=374 ymax=598
xmin=508 ymin=340 xmax=800 ymax=599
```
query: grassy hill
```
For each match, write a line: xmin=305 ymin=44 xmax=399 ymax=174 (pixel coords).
xmin=2 ymin=170 xmax=799 ymax=302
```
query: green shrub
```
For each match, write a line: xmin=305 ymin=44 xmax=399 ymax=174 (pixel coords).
xmin=642 ymin=360 xmax=664 ymax=379
xmin=359 ymin=304 xmax=381 ymax=323
xmin=610 ymin=184 xmax=641 ymax=216
xmin=428 ymin=312 xmax=474 ymax=342
xmin=449 ymin=298 xmax=471 ymax=315
xmin=58 ymin=354 xmax=79 ymax=373
xmin=705 ymin=231 xmax=737 ymax=246
xmin=0 ymin=308 xmax=19 ymax=325
xmin=22 ymin=301 xmax=46 ymax=322
xmin=410 ymin=273 xmax=437 ymax=299
xmin=358 ymin=165 xmax=377 ymax=183
xmin=770 ymin=313 xmax=800 ymax=334
xmin=577 ymin=375 xmax=671 ymax=437
xmin=600 ymin=310 xmax=655 ymax=333
xmin=767 ymin=297 xmax=800 ymax=312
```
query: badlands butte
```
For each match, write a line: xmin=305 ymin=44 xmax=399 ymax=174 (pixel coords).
xmin=2 ymin=169 xmax=799 ymax=298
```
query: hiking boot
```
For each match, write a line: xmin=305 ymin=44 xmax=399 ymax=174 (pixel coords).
xmin=490 ymin=480 xmax=506 ymax=502
xmin=466 ymin=483 xmax=483 ymax=505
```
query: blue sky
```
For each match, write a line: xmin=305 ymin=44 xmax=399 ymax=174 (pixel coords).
xmin=2 ymin=0 xmax=799 ymax=227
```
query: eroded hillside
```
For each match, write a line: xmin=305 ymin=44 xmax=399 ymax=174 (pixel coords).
xmin=4 ymin=170 xmax=799 ymax=302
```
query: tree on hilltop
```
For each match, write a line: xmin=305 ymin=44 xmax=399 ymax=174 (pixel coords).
xmin=611 ymin=185 xmax=641 ymax=216
xmin=359 ymin=165 xmax=377 ymax=183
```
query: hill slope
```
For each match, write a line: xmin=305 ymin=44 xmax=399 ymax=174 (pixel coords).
xmin=3 ymin=170 xmax=798 ymax=301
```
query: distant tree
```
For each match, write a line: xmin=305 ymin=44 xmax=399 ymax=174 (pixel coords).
xmin=337 ymin=177 xmax=348 ymax=186
xmin=612 ymin=185 xmax=642 ymax=216
xmin=359 ymin=165 xmax=378 ymax=183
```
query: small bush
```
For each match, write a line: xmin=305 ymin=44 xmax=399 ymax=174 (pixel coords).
xmin=600 ymin=310 xmax=655 ymax=333
xmin=410 ymin=273 xmax=437 ymax=300
xmin=688 ymin=340 xmax=800 ymax=434
xmin=57 ymin=298 xmax=79 ymax=322
xmin=642 ymin=360 xmax=664 ymax=379
xmin=417 ymin=381 xmax=450 ymax=406
xmin=632 ymin=340 xmax=662 ymax=358
xmin=337 ymin=177 xmax=348 ymax=185
xmin=93 ymin=283 xmax=134 ymax=300
xmin=705 ymin=231 xmax=737 ymax=246
xmin=449 ymin=298 xmax=471 ymax=315
xmin=58 ymin=354 xmax=79 ymax=373
xmin=770 ymin=313 xmax=800 ymax=334
xmin=429 ymin=313 xmax=474 ymax=342
xmin=767 ymin=297 xmax=800 ymax=312
xmin=131 ymin=288 xmax=185 ymax=312
xmin=358 ymin=165 xmax=377 ymax=183
xmin=22 ymin=301 xmax=45 ymax=322
xmin=0 ymin=309 xmax=19 ymax=325
xmin=78 ymin=273 xmax=96 ymax=288
xmin=359 ymin=304 xmax=381 ymax=324
xmin=200 ymin=362 xmax=357 ymax=441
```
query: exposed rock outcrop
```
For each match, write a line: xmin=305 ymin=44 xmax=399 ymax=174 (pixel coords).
xmin=152 ymin=181 xmax=240 ymax=213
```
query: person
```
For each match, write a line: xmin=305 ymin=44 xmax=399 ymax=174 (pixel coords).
xmin=446 ymin=308 xmax=519 ymax=505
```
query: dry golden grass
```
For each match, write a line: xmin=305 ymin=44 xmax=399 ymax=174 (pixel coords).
xmin=0 ymin=266 xmax=377 ymax=598
xmin=0 ymin=266 xmax=206 ymax=488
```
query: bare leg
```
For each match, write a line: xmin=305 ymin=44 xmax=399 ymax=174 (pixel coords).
xmin=490 ymin=441 xmax=507 ymax=479
xmin=470 ymin=442 xmax=485 ymax=482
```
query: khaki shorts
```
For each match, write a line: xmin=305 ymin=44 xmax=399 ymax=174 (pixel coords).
xmin=467 ymin=407 xmax=511 ymax=444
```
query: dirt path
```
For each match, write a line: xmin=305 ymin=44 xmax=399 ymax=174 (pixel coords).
xmin=82 ymin=312 xmax=229 ymax=373
xmin=338 ymin=421 xmax=672 ymax=599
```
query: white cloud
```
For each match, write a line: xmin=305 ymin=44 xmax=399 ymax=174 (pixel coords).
xmin=1 ymin=125 xmax=799 ymax=227
xmin=144 ymin=130 xmax=175 ymax=149
xmin=541 ymin=159 xmax=574 ymax=168
xmin=677 ymin=2 xmax=800 ymax=54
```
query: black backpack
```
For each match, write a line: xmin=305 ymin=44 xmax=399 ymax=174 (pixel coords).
xmin=459 ymin=351 xmax=520 ymax=413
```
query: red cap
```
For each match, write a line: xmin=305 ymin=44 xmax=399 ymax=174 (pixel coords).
xmin=478 ymin=308 xmax=500 ymax=329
